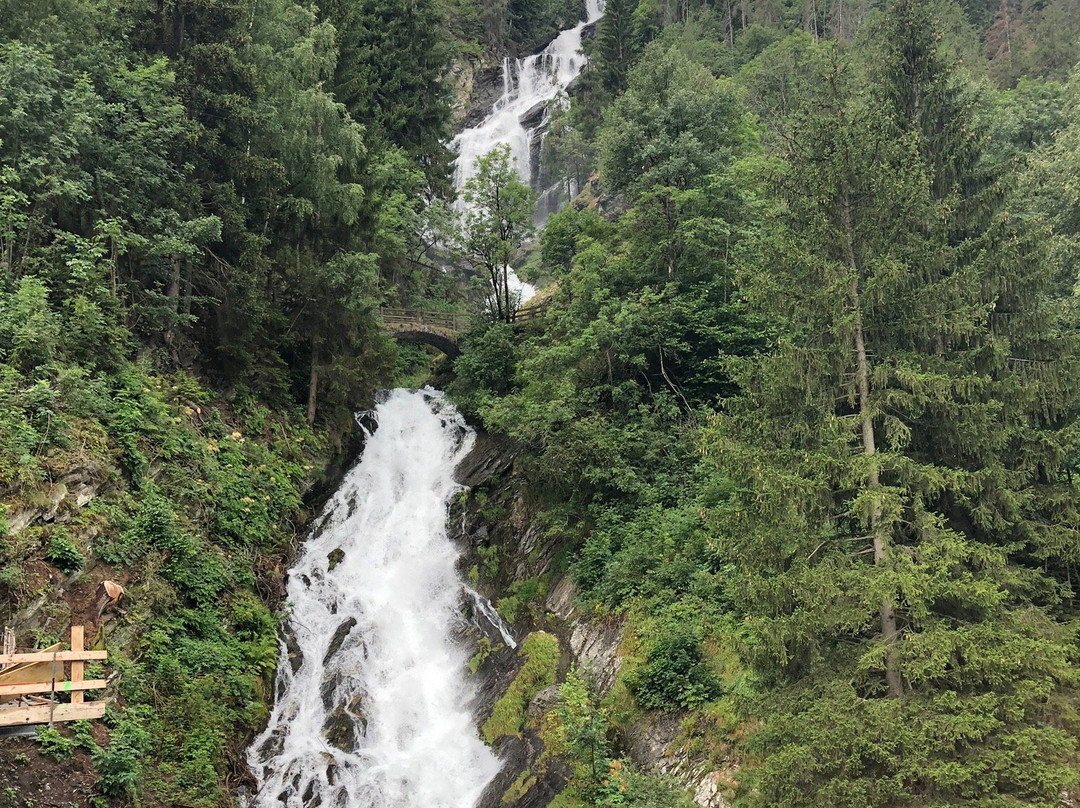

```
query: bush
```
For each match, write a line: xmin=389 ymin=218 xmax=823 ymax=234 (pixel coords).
xmin=93 ymin=709 xmax=152 ymax=798
xmin=45 ymin=528 xmax=84 ymax=573
xmin=35 ymin=726 xmax=77 ymax=760
xmin=628 ymin=624 xmax=721 ymax=711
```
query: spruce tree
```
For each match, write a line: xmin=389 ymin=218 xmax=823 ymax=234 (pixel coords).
xmin=705 ymin=3 xmax=1080 ymax=804
xmin=593 ymin=0 xmax=639 ymax=97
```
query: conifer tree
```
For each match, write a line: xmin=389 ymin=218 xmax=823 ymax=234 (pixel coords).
xmin=319 ymin=0 xmax=453 ymax=194
xmin=593 ymin=0 xmax=639 ymax=97
xmin=705 ymin=3 xmax=1080 ymax=804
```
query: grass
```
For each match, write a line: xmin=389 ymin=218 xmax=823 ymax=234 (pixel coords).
xmin=482 ymin=631 xmax=560 ymax=743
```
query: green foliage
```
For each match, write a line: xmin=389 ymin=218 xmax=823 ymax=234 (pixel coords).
xmin=456 ymin=145 xmax=537 ymax=323
xmin=35 ymin=726 xmax=77 ymax=760
xmin=44 ymin=527 xmax=84 ymax=574
xmin=599 ymin=44 xmax=755 ymax=198
xmin=483 ymin=631 xmax=560 ymax=742
xmin=450 ymin=321 xmax=518 ymax=417
xmin=93 ymin=708 xmax=152 ymax=799
xmin=4 ymin=0 xmax=1080 ymax=805
xmin=628 ymin=622 xmax=721 ymax=711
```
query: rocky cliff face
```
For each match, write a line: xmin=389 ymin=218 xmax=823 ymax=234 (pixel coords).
xmin=451 ymin=433 xmax=737 ymax=808
xmin=450 ymin=57 xmax=506 ymax=129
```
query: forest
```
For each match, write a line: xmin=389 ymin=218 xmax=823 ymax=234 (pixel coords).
xmin=1 ymin=0 xmax=1080 ymax=805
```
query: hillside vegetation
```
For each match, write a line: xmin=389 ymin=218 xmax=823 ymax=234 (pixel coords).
xmin=2 ymin=0 xmax=1080 ymax=806
xmin=451 ymin=0 xmax=1080 ymax=805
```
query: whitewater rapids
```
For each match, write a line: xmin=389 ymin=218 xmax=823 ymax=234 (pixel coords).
xmin=247 ymin=389 xmax=500 ymax=808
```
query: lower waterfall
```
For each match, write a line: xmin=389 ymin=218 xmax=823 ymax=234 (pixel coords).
xmin=247 ymin=389 xmax=501 ymax=808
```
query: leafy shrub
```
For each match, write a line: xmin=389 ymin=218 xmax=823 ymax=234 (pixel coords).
xmin=0 ymin=276 xmax=60 ymax=374
xmin=449 ymin=321 xmax=517 ymax=417
xmin=93 ymin=708 xmax=152 ymax=798
xmin=99 ymin=494 xmax=174 ymax=565
xmin=0 ymin=562 xmax=25 ymax=592
xmin=45 ymin=527 xmax=85 ymax=573
xmin=35 ymin=726 xmax=77 ymax=760
xmin=628 ymin=624 xmax=721 ymax=711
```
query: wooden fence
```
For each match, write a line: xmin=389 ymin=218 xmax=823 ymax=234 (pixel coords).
xmin=0 ymin=626 xmax=108 ymax=726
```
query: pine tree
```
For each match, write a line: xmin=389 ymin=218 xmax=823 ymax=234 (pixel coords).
xmin=593 ymin=0 xmax=639 ymax=98
xmin=705 ymin=4 xmax=1080 ymax=804
xmin=319 ymin=0 xmax=453 ymax=194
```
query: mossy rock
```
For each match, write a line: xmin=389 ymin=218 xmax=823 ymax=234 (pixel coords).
xmin=483 ymin=631 xmax=560 ymax=743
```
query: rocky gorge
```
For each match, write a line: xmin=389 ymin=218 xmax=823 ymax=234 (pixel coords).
xmin=451 ymin=432 xmax=738 ymax=808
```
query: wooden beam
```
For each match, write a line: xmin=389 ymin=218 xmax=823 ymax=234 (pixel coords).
xmin=0 ymin=651 xmax=107 ymax=665
xmin=70 ymin=626 xmax=84 ymax=705
xmin=0 ymin=679 xmax=107 ymax=697
xmin=0 ymin=701 xmax=108 ymax=727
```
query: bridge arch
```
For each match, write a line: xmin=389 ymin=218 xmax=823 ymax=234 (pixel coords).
xmin=390 ymin=328 xmax=460 ymax=359
xmin=378 ymin=304 xmax=550 ymax=359
xmin=380 ymin=309 xmax=465 ymax=359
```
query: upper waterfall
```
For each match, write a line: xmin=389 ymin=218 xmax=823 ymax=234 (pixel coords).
xmin=451 ymin=0 xmax=603 ymax=304
xmin=452 ymin=0 xmax=604 ymax=193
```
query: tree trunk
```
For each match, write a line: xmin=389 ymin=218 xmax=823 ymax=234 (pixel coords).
xmin=307 ymin=340 xmax=319 ymax=426
xmin=164 ymin=253 xmax=181 ymax=347
xmin=504 ymin=264 xmax=512 ymax=323
xmin=110 ymin=236 xmax=119 ymax=297
xmin=182 ymin=261 xmax=193 ymax=318
xmin=844 ymin=197 xmax=904 ymax=698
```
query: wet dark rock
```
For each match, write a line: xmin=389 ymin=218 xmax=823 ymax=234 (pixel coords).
xmin=520 ymin=100 xmax=548 ymax=131
xmin=323 ymin=691 xmax=368 ymax=752
xmin=285 ymin=631 xmax=304 ymax=674
xmin=302 ymin=779 xmax=319 ymax=806
xmin=327 ymin=548 xmax=345 ymax=571
xmin=526 ymin=684 xmax=562 ymax=721
xmin=257 ymin=726 xmax=286 ymax=760
xmin=476 ymin=731 xmax=573 ymax=808
xmin=455 ymin=432 xmax=518 ymax=488
xmin=355 ymin=409 xmax=379 ymax=435
xmin=462 ymin=64 xmax=506 ymax=128
xmin=322 ymin=617 xmax=357 ymax=665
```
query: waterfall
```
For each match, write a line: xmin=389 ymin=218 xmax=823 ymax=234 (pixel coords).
xmin=453 ymin=0 xmax=605 ymax=302
xmin=453 ymin=0 xmax=605 ymax=192
xmin=247 ymin=389 xmax=501 ymax=808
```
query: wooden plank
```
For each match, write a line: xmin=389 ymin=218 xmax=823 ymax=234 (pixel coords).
xmin=0 ymin=644 xmax=63 ymax=682
xmin=70 ymin=626 xmax=84 ymax=705
xmin=0 ymin=651 xmax=107 ymax=665
xmin=0 ymin=645 xmax=63 ymax=705
xmin=0 ymin=701 xmax=108 ymax=727
xmin=0 ymin=679 xmax=107 ymax=697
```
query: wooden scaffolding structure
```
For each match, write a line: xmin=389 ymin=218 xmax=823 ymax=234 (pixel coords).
xmin=0 ymin=625 xmax=108 ymax=726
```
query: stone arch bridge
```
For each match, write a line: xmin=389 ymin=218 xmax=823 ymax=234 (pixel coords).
xmin=379 ymin=306 xmax=547 ymax=358
xmin=380 ymin=309 xmax=466 ymax=358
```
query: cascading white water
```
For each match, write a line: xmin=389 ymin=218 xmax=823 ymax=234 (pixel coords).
xmin=247 ymin=389 xmax=501 ymax=808
xmin=453 ymin=0 xmax=605 ymax=192
xmin=453 ymin=0 xmax=604 ymax=302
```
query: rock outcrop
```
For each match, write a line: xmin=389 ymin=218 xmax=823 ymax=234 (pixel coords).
xmin=453 ymin=432 xmax=738 ymax=808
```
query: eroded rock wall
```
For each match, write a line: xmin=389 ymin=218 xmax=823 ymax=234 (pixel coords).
xmin=452 ymin=432 xmax=736 ymax=808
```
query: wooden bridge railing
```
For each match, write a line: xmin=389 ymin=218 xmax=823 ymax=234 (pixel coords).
xmin=512 ymin=301 xmax=550 ymax=323
xmin=380 ymin=300 xmax=552 ymax=334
